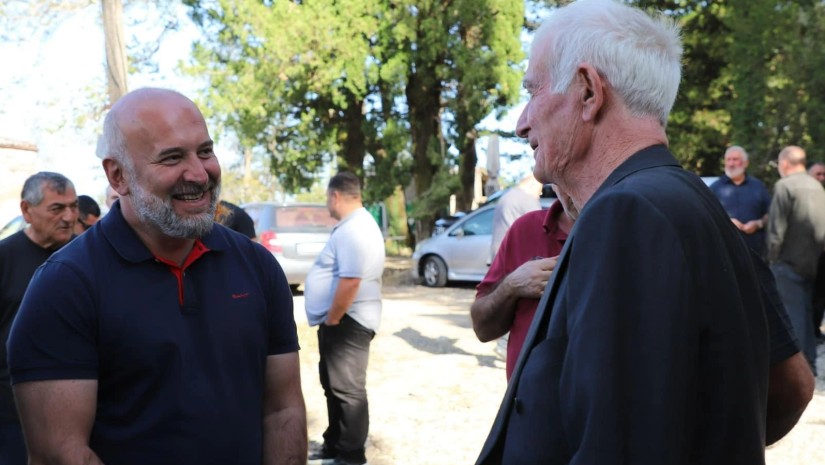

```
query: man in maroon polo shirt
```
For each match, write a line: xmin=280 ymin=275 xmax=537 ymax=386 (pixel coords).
xmin=471 ymin=185 xmax=575 ymax=380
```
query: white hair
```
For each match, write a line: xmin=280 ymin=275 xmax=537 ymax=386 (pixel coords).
xmin=725 ymin=145 xmax=749 ymax=161
xmin=533 ymin=0 xmax=682 ymax=127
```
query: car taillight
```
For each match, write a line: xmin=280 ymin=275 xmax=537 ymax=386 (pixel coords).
xmin=260 ymin=231 xmax=283 ymax=254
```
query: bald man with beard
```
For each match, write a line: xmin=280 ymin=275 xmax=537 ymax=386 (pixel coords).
xmin=7 ymin=88 xmax=306 ymax=465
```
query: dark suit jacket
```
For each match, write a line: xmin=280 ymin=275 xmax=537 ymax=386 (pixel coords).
xmin=476 ymin=146 xmax=769 ymax=465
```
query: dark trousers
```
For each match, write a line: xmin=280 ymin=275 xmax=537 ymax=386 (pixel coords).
xmin=0 ymin=421 xmax=26 ymax=465
xmin=773 ymin=263 xmax=817 ymax=375
xmin=812 ymin=252 xmax=825 ymax=336
xmin=318 ymin=315 xmax=374 ymax=463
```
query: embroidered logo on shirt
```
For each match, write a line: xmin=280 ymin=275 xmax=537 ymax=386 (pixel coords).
xmin=232 ymin=292 xmax=250 ymax=299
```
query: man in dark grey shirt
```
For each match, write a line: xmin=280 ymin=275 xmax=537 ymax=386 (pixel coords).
xmin=768 ymin=145 xmax=825 ymax=374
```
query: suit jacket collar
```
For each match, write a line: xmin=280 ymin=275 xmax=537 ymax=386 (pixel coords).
xmin=513 ymin=144 xmax=678 ymax=378
xmin=588 ymin=144 xmax=679 ymax=205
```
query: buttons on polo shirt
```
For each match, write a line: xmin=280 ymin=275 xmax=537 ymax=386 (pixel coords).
xmin=180 ymin=270 xmax=199 ymax=315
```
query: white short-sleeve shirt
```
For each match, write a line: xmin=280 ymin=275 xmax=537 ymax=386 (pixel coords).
xmin=304 ymin=207 xmax=385 ymax=331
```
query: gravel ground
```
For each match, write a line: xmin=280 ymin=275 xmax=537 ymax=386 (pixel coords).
xmin=293 ymin=272 xmax=825 ymax=465
xmin=295 ymin=283 xmax=503 ymax=465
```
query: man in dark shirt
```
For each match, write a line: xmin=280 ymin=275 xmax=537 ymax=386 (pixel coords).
xmin=768 ymin=145 xmax=825 ymax=374
xmin=73 ymin=195 xmax=101 ymax=235
xmin=807 ymin=161 xmax=825 ymax=184
xmin=807 ymin=161 xmax=825 ymax=340
xmin=217 ymin=200 xmax=256 ymax=239
xmin=0 ymin=172 xmax=77 ymax=465
xmin=710 ymin=145 xmax=772 ymax=259
xmin=7 ymin=88 xmax=306 ymax=465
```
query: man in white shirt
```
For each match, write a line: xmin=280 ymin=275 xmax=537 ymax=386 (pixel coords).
xmin=305 ymin=172 xmax=385 ymax=465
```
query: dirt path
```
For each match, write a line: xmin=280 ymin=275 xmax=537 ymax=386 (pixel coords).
xmin=295 ymin=284 xmax=503 ymax=465
xmin=293 ymin=278 xmax=825 ymax=465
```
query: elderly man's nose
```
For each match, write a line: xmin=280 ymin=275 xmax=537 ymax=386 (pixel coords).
xmin=516 ymin=106 xmax=530 ymax=139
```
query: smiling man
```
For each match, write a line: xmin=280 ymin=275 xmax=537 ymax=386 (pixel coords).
xmin=0 ymin=172 xmax=77 ymax=465
xmin=7 ymin=88 xmax=306 ymax=465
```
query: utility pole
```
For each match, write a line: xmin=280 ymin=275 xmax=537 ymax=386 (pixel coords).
xmin=101 ymin=0 xmax=128 ymax=106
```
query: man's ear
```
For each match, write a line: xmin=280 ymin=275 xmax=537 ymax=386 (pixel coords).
xmin=102 ymin=158 xmax=128 ymax=196
xmin=20 ymin=200 xmax=33 ymax=223
xmin=576 ymin=64 xmax=605 ymax=122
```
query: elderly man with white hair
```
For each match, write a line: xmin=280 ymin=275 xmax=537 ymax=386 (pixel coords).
xmin=476 ymin=1 xmax=777 ymax=464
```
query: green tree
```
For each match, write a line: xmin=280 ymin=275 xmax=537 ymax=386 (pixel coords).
xmin=532 ymin=0 xmax=825 ymax=185
xmin=662 ymin=0 xmax=731 ymax=175
xmin=184 ymin=0 xmax=384 ymax=194
xmin=801 ymin=3 xmax=825 ymax=164
xmin=721 ymin=0 xmax=825 ymax=180
xmin=447 ymin=0 xmax=524 ymax=210
xmin=183 ymin=0 xmax=525 ymax=241
xmin=0 ymin=0 xmax=184 ymax=131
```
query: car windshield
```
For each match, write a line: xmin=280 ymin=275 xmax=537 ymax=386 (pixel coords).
xmin=0 ymin=216 xmax=26 ymax=241
xmin=274 ymin=206 xmax=337 ymax=232
xmin=452 ymin=208 xmax=494 ymax=236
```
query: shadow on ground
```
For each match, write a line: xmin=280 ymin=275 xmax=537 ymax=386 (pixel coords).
xmin=393 ymin=327 xmax=469 ymax=355
xmin=393 ymin=327 xmax=500 ymax=369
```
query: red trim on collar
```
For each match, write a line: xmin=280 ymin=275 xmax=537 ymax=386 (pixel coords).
xmin=153 ymin=239 xmax=211 ymax=306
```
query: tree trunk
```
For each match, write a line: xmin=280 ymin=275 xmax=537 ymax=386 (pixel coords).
xmin=456 ymin=128 xmax=477 ymax=212
xmin=340 ymin=92 xmax=366 ymax=179
xmin=101 ymin=0 xmax=128 ymax=105
xmin=243 ymin=146 xmax=253 ymax=203
xmin=406 ymin=63 xmax=442 ymax=241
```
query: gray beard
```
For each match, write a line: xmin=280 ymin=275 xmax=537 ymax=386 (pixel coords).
xmin=129 ymin=179 xmax=220 ymax=239
xmin=725 ymin=167 xmax=745 ymax=180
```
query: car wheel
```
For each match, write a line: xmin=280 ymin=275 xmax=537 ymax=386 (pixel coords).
xmin=422 ymin=256 xmax=448 ymax=287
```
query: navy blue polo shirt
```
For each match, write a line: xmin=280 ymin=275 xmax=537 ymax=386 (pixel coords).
xmin=710 ymin=174 xmax=771 ymax=256
xmin=7 ymin=202 xmax=298 ymax=465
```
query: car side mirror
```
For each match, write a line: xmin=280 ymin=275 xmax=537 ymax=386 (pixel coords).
xmin=451 ymin=227 xmax=465 ymax=238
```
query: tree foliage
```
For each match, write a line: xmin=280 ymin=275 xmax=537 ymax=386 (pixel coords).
xmin=530 ymin=0 xmax=825 ymax=185
xmin=185 ymin=0 xmax=825 ymax=239
xmin=0 ymin=0 xmax=182 ymax=130
xmin=183 ymin=0 xmax=524 ymax=240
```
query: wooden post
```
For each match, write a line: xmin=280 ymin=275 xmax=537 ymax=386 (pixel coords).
xmin=101 ymin=0 xmax=128 ymax=106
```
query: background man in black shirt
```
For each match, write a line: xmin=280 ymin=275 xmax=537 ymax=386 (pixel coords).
xmin=0 ymin=171 xmax=78 ymax=465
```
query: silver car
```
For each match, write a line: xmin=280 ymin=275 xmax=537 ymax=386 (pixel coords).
xmin=242 ymin=202 xmax=336 ymax=289
xmin=0 ymin=215 xmax=26 ymax=240
xmin=412 ymin=204 xmax=497 ymax=287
